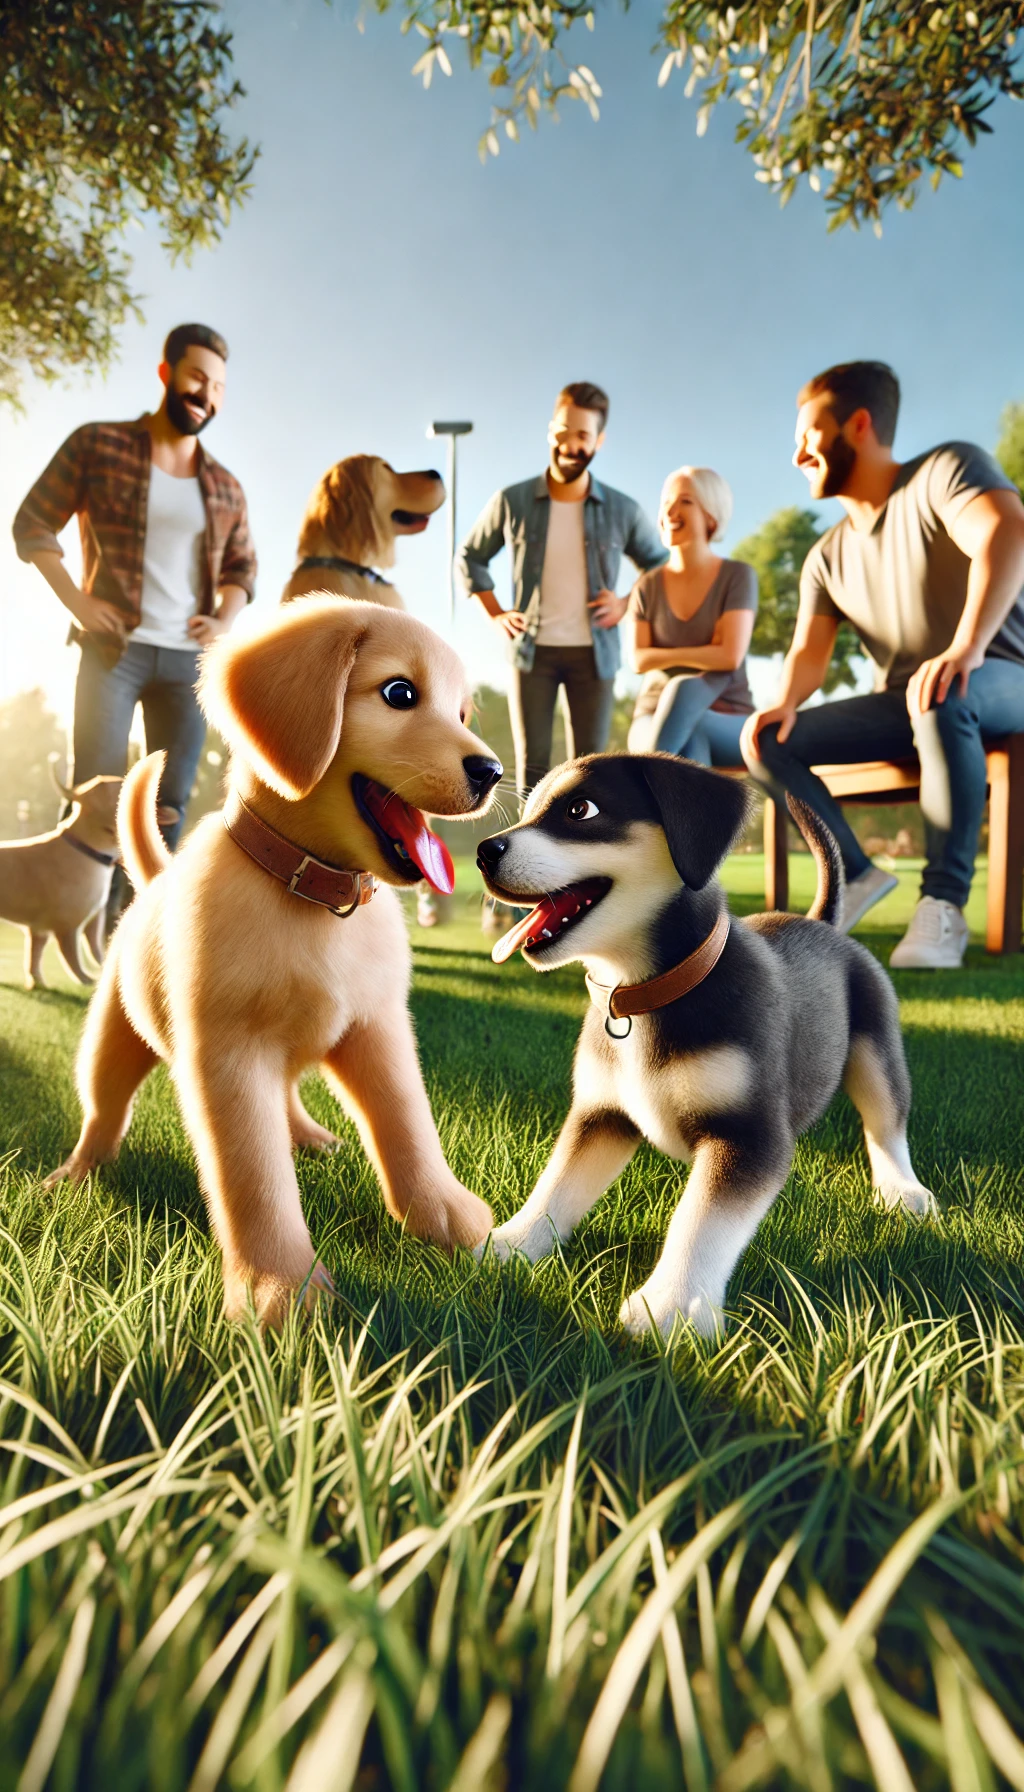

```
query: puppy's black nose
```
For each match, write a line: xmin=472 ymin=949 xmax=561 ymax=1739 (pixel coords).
xmin=477 ymin=835 xmax=509 ymax=874
xmin=463 ymin=755 xmax=503 ymax=801
xmin=424 ymin=468 xmax=443 ymax=481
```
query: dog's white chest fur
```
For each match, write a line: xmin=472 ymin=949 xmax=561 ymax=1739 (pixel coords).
xmin=576 ymin=1023 xmax=752 ymax=1159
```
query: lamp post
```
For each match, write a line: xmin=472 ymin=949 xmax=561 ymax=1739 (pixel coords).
xmin=428 ymin=420 xmax=473 ymax=620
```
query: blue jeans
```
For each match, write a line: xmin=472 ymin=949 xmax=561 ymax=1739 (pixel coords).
xmin=73 ymin=639 xmax=206 ymax=849
xmin=648 ymin=672 xmax=747 ymax=767
xmin=744 ymin=658 xmax=1024 ymax=908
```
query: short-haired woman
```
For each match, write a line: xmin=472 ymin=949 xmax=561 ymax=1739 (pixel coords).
xmin=626 ymin=466 xmax=758 ymax=764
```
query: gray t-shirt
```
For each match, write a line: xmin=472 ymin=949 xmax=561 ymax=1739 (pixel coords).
xmin=629 ymin=558 xmax=758 ymax=715
xmin=801 ymin=442 xmax=1023 ymax=691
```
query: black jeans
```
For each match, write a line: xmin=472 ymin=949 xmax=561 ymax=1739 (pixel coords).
xmin=509 ymin=645 xmax=616 ymax=798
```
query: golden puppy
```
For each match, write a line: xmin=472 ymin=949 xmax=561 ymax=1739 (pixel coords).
xmin=282 ymin=455 xmax=446 ymax=608
xmin=0 ymin=776 xmax=121 ymax=989
xmin=46 ymin=598 xmax=502 ymax=1324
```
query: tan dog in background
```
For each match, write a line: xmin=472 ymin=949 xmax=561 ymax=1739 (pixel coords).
xmin=46 ymin=598 xmax=502 ymax=1323
xmin=0 ymin=776 xmax=121 ymax=989
xmin=282 ymin=455 xmax=446 ymax=608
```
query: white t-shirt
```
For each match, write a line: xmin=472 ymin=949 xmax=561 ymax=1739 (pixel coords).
xmin=536 ymin=494 xmax=591 ymax=647
xmin=133 ymin=464 xmax=206 ymax=650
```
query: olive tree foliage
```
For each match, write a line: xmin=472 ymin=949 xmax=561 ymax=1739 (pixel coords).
xmin=0 ymin=2 xmax=256 ymax=409
xmin=997 ymin=400 xmax=1024 ymax=499
xmin=732 ymin=506 xmax=863 ymax=691
xmin=392 ymin=0 xmax=1024 ymax=230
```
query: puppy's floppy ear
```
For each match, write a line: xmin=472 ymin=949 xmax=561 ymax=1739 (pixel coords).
xmin=199 ymin=598 xmax=368 ymax=799
xmin=639 ymin=753 xmax=752 ymax=889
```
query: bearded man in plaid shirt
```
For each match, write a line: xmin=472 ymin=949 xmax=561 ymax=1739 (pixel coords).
xmin=13 ymin=322 xmax=256 ymax=864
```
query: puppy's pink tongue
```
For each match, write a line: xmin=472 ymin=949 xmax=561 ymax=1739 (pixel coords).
xmin=491 ymin=896 xmax=560 ymax=965
xmin=362 ymin=783 xmax=455 ymax=894
xmin=491 ymin=880 xmax=608 ymax=964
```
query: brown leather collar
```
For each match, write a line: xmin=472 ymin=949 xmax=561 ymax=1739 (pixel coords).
xmin=585 ymin=910 xmax=730 ymax=1036
xmin=222 ymin=789 xmax=375 ymax=918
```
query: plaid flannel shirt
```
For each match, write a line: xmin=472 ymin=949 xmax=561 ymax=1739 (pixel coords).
xmin=13 ymin=416 xmax=257 ymax=657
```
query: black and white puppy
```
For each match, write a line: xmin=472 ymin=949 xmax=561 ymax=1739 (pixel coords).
xmin=476 ymin=753 xmax=935 ymax=1340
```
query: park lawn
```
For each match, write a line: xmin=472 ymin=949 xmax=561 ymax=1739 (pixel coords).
xmin=0 ymin=852 xmax=1023 ymax=1789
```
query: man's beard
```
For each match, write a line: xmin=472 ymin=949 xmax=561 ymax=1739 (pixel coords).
xmin=552 ymin=444 xmax=594 ymax=483
xmin=166 ymin=384 xmax=213 ymax=437
xmin=815 ymin=433 xmax=856 ymax=498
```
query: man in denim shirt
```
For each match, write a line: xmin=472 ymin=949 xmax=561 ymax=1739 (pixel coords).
xmin=456 ymin=382 xmax=665 ymax=797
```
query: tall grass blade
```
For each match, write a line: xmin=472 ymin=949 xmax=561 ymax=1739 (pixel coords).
xmin=17 ymin=1593 xmax=95 ymax=1792
xmin=283 ymin=1649 xmax=375 ymax=1792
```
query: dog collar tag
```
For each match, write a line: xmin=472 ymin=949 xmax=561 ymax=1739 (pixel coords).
xmin=585 ymin=972 xmax=633 ymax=1039
xmin=583 ymin=913 xmax=729 ymax=1029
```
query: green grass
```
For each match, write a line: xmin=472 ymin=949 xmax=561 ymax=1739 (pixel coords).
xmin=1 ymin=856 xmax=1023 ymax=1790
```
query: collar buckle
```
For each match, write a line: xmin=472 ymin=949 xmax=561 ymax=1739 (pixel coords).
xmin=223 ymin=792 xmax=376 ymax=920
xmin=328 ymin=875 xmax=374 ymax=920
xmin=287 ymin=855 xmax=312 ymax=894
xmin=584 ymin=972 xmax=632 ymax=1038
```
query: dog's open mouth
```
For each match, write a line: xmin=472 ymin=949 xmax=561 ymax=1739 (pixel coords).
xmin=352 ymin=774 xmax=455 ymax=893
xmin=490 ymin=878 xmax=611 ymax=964
xmin=391 ymin=508 xmax=431 ymax=533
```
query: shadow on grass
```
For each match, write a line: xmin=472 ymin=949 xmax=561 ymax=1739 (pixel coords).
xmin=0 ymin=994 xmax=84 ymax=1168
xmin=2 ymin=941 xmax=1021 ymax=1428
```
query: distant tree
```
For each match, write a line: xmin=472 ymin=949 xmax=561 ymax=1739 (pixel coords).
xmin=0 ymin=690 xmax=67 ymax=839
xmin=732 ymin=506 xmax=863 ymax=693
xmin=0 ymin=689 xmax=232 ymax=844
xmin=997 ymin=400 xmax=1024 ymax=499
xmin=395 ymin=0 xmax=1024 ymax=230
xmin=0 ymin=2 xmax=255 ymax=408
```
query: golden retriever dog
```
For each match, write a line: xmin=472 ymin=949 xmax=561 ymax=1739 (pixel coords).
xmin=46 ymin=597 xmax=503 ymax=1324
xmin=0 ymin=775 xmax=121 ymax=989
xmin=282 ymin=455 xmax=446 ymax=608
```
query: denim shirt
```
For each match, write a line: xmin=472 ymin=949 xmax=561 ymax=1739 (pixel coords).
xmin=456 ymin=474 xmax=666 ymax=678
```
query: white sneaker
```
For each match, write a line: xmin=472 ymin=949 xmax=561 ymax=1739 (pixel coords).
xmin=889 ymin=897 xmax=969 ymax=969
xmin=840 ymin=865 xmax=900 ymax=934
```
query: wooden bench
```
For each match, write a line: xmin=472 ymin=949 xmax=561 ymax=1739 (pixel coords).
xmin=758 ymin=735 xmax=1024 ymax=954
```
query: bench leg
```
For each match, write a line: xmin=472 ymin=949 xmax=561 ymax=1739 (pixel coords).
xmin=763 ymin=796 xmax=789 ymax=912
xmin=986 ymin=738 xmax=1024 ymax=954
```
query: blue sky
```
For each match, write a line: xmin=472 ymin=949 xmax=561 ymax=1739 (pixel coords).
xmin=2 ymin=0 xmax=1023 ymax=722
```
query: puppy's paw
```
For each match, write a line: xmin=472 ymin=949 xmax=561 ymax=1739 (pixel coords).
xmin=43 ymin=1153 xmax=98 ymax=1190
xmin=619 ymin=1282 xmax=724 ymax=1341
xmin=446 ymin=1187 xmax=494 ymax=1252
xmin=901 ymin=1182 xmax=938 ymax=1221
xmin=223 ymin=1258 xmax=331 ymax=1329
xmin=404 ymin=1184 xmax=493 ymax=1254
xmin=874 ymin=1181 xmax=937 ymax=1221
xmin=487 ymin=1214 xmax=560 ymax=1266
xmin=290 ymin=1121 xmax=342 ymax=1155
xmin=302 ymin=1261 xmax=336 ymax=1306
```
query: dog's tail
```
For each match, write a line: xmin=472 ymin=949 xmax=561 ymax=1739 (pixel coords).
xmin=118 ymin=752 xmax=172 ymax=889
xmin=787 ymin=795 xmax=845 ymax=927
